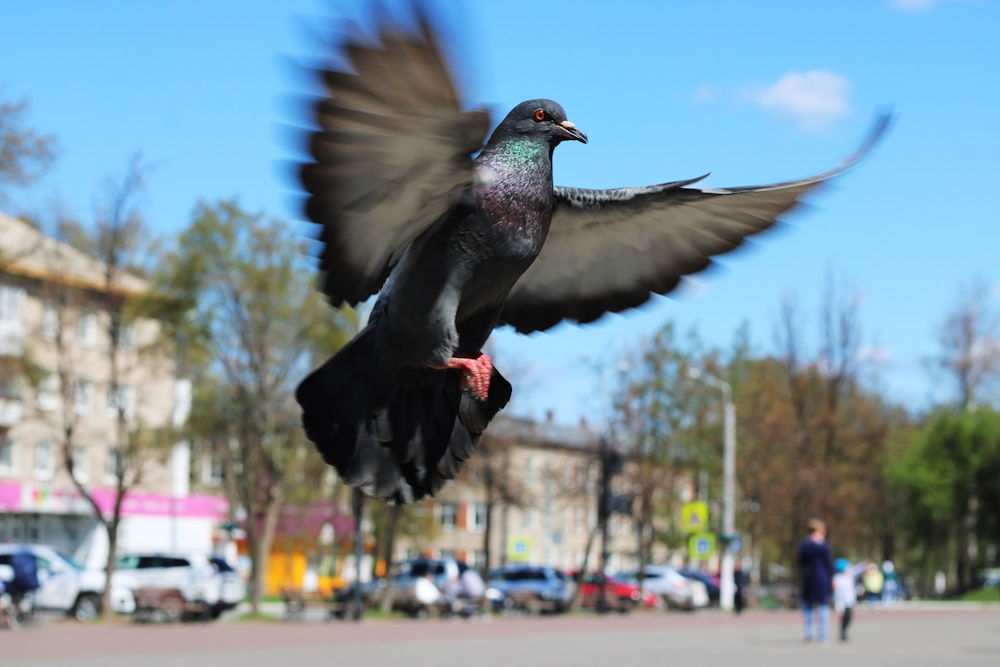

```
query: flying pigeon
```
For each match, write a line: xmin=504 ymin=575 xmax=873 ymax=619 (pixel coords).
xmin=295 ymin=8 xmax=889 ymax=502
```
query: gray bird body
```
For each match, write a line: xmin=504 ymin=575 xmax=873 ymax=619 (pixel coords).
xmin=372 ymin=102 xmax=562 ymax=369
xmin=295 ymin=8 xmax=889 ymax=501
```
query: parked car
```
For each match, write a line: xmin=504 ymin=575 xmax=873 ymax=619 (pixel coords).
xmin=383 ymin=557 xmax=468 ymax=616
xmin=618 ymin=565 xmax=709 ymax=611
xmin=112 ymin=553 xmax=245 ymax=620
xmin=487 ymin=565 xmax=574 ymax=613
xmin=678 ymin=568 xmax=721 ymax=606
xmin=573 ymin=571 xmax=657 ymax=612
xmin=0 ymin=544 xmax=108 ymax=621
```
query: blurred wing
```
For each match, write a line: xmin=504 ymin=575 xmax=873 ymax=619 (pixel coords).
xmin=301 ymin=11 xmax=491 ymax=307
xmin=501 ymin=114 xmax=891 ymax=334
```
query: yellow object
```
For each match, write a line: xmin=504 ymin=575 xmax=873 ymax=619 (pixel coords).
xmin=681 ymin=501 xmax=709 ymax=534
xmin=507 ymin=535 xmax=532 ymax=562
xmin=688 ymin=532 xmax=716 ymax=560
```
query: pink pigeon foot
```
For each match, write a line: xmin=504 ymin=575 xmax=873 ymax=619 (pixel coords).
xmin=431 ymin=353 xmax=493 ymax=402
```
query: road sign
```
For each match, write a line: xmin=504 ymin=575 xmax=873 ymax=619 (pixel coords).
xmin=688 ymin=532 xmax=716 ymax=560
xmin=681 ymin=501 xmax=709 ymax=533
xmin=507 ymin=536 xmax=532 ymax=563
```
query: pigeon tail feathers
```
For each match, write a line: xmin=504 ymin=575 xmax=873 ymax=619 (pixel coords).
xmin=296 ymin=328 xmax=511 ymax=501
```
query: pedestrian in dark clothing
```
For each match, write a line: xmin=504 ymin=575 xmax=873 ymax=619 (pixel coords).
xmin=798 ymin=518 xmax=834 ymax=643
xmin=733 ymin=560 xmax=747 ymax=614
xmin=7 ymin=547 xmax=39 ymax=597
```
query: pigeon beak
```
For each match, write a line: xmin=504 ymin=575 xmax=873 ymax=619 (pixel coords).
xmin=558 ymin=120 xmax=588 ymax=144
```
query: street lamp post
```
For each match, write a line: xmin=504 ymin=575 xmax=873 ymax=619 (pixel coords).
xmin=687 ymin=367 xmax=737 ymax=612
xmin=581 ymin=355 xmax=632 ymax=615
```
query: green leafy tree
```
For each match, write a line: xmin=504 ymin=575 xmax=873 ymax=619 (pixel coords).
xmin=890 ymin=409 xmax=1000 ymax=594
xmin=613 ymin=322 xmax=712 ymax=573
xmin=154 ymin=199 xmax=355 ymax=613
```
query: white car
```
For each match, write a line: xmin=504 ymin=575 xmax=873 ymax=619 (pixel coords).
xmin=0 ymin=543 xmax=110 ymax=621
xmin=618 ymin=564 xmax=710 ymax=611
xmin=112 ymin=553 xmax=245 ymax=620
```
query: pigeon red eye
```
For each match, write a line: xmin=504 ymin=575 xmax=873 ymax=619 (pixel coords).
xmin=533 ymin=109 xmax=546 ymax=122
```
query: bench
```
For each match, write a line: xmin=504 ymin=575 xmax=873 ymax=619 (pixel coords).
xmin=133 ymin=587 xmax=207 ymax=623
xmin=281 ymin=587 xmax=352 ymax=621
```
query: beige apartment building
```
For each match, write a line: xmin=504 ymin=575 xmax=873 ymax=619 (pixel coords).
xmin=0 ymin=213 xmax=228 ymax=568
xmin=393 ymin=415 xmax=652 ymax=575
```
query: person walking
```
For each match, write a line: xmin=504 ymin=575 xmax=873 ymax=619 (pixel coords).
xmin=832 ymin=558 xmax=858 ymax=642
xmin=862 ymin=561 xmax=884 ymax=606
xmin=798 ymin=518 xmax=835 ymax=644
xmin=881 ymin=560 xmax=899 ymax=605
xmin=733 ymin=560 xmax=747 ymax=614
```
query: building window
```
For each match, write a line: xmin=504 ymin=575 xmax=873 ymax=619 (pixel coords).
xmin=202 ymin=453 xmax=224 ymax=486
xmin=105 ymin=446 xmax=122 ymax=482
xmin=0 ymin=285 xmax=25 ymax=322
xmin=77 ymin=311 xmax=97 ymax=347
xmin=121 ymin=323 xmax=136 ymax=350
xmin=0 ymin=434 xmax=14 ymax=473
xmin=468 ymin=550 xmax=487 ymax=569
xmin=74 ymin=380 xmax=93 ymax=415
xmin=107 ymin=384 xmax=135 ymax=419
xmin=71 ymin=446 xmax=89 ymax=482
xmin=41 ymin=304 xmax=59 ymax=341
xmin=524 ymin=457 xmax=537 ymax=485
xmin=438 ymin=503 xmax=458 ymax=532
xmin=37 ymin=374 xmax=59 ymax=411
xmin=468 ymin=502 xmax=487 ymax=533
xmin=34 ymin=440 xmax=54 ymax=480
xmin=521 ymin=508 xmax=535 ymax=531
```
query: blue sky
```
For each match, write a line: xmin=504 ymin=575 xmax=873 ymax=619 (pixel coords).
xmin=2 ymin=0 xmax=998 ymax=426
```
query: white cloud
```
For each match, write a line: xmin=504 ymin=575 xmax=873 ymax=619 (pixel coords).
xmin=890 ymin=0 xmax=940 ymax=11
xmin=750 ymin=70 xmax=851 ymax=131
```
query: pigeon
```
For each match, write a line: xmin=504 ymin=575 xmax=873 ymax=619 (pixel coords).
xmin=295 ymin=7 xmax=889 ymax=502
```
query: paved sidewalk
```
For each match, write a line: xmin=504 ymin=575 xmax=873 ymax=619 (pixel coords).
xmin=4 ymin=605 xmax=998 ymax=667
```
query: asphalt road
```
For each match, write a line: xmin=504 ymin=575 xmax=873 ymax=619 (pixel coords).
xmin=4 ymin=605 xmax=999 ymax=667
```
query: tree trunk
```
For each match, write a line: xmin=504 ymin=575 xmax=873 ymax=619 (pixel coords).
xmin=569 ymin=523 xmax=600 ymax=609
xmin=101 ymin=519 xmax=119 ymax=620
xmin=376 ymin=504 xmax=402 ymax=613
xmin=249 ymin=484 xmax=284 ymax=614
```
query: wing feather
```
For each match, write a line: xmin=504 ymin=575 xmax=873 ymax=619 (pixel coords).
xmin=501 ymin=114 xmax=891 ymax=333
xmin=301 ymin=10 xmax=491 ymax=307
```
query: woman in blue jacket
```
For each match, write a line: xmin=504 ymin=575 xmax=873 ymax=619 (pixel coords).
xmin=798 ymin=518 xmax=835 ymax=643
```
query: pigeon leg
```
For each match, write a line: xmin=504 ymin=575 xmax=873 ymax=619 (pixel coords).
xmin=431 ymin=353 xmax=493 ymax=402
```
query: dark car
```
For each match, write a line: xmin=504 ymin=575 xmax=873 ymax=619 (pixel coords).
xmin=487 ymin=565 xmax=574 ymax=613
xmin=679 ymin=568 xmax=721 ymax=605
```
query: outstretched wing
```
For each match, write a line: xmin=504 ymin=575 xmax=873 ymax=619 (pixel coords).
xmin=301 ymin=10 xmax=491 ymax=307
xmin=500 ymin=114 xmax=891 ymax=334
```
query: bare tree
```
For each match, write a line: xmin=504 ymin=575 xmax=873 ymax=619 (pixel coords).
xmin=467 ymin=425 xmax=531 ymax=574
xmin=26 ymin=158 xmax=175 ymax=619
xmin=933 ymin=277 xmax=1000 ymax=411
xmin=0 ymin=96 xmax=57 ymax=204
xmin=764 ymin=272 xmax=897 ymax=561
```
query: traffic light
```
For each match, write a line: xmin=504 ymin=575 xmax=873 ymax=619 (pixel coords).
xmin=608 ymin=493 xmax=634 ymax=516
xmin=602 ymin=446 xmax=625 ymax=476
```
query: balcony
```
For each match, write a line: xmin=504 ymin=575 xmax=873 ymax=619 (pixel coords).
xmin=0 ymin=397 xmax=23 ymax=427
xmin=0 ymin=320 xmax=24 ymax=357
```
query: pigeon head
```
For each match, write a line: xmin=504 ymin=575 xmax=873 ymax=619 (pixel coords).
xmin=493 ymin=99 xmax=588 ymax=147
